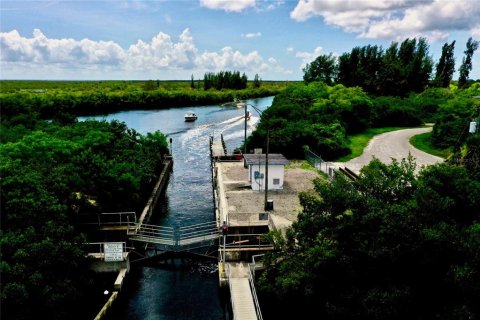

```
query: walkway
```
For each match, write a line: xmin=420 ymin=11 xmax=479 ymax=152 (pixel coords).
xmin=128 ymin=221 xmax=220 ymax=251
xmin=227 ymin=262 xmax=259 ymax=320
xmin=333 ymin=127 xmax=443 ymax=174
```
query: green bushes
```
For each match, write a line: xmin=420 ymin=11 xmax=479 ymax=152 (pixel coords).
xmin=258 ymin=159 xmax=480 ymax=319
xmin=1 ymin=119 xmax=169 ymax=319
xmin=431 ymin=83 xmax=480 ymax=149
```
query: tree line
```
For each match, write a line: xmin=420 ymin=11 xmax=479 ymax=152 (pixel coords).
xmin=246 ymin=80 xmax=479 ymax=163
xmin=304 ymin=37 xmax=479 ymax=96
xmin=202 ymin=70 xmax=249 ymax=90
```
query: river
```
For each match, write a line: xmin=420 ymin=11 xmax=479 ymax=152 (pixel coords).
xmin=81 ymin=96 xmax=274 ymax=319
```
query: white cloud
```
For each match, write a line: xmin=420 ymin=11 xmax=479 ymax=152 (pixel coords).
xmin=242 ymin=32 xmax=262 ymax=38
xmin=0 ymin=29 xmax=124 ymax=65
xmin=296 ymin=46 xmax=323 ymax=68
xmin=196 ymin=47 xmax=269 ymax=72
xmin=0 ymin=28 xmax=284 ymax=78
xmin=286 ymin=47 xmax=294 ymax=53
xmin=199 ymin=0 xmax=256 ymax=12
xmin=267 ymin=56 xmax=293 ymax=74
xmin=120 ymin=0 xmax=148 ymax=10
xmin=290 ymin=0 xmax=480 ymax=41
xmin=470 ymin=26 xmax=480 ymax=39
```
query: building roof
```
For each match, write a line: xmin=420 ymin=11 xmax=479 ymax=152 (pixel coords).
xmin=243 ymin=153 xmax=290 ymax=166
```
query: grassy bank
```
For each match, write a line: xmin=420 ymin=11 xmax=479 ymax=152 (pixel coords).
xmin=409 ymin=132 xmax=451 ymax=158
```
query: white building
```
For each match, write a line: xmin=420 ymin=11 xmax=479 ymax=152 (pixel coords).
xmin=243 ymin=154 xmax=289 ymax=191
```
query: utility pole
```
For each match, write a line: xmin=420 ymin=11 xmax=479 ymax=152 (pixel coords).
xmin=244 ymin=103 xmax=247 ymax=155
xmin=231 ymin=100 xmax=271 ymax=211
xmin=264 ymin=126 xmax=269 ymax=211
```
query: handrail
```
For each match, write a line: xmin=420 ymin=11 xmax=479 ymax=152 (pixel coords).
xmin=248 ymin=266 xmax=263 ymax=320
xmin=128 ymin=221 xmax=221 ymax=249
xmin=226 ymin=264 xmax=236 ymax=320
xmin=179 ymin=221 xmax=217 ymax=230
xmin=223 ymin=233 xmax=271 ymax=249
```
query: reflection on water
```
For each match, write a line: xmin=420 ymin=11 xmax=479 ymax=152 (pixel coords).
xmin=82 ymin=96 xmax=273 ymax=320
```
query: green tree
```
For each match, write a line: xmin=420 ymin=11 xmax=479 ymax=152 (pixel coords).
xmin=458 ymin=37 xmax=479 ymax=87
xmin=303 ymin=53 xmax=337 ymax=85
xmin=434 ymin=41 xmax=456 ymax=87
xmin=337 ymin=45 xmax=383 ymax=93
xmin=253 ymin=73 xmax=261 ymax=88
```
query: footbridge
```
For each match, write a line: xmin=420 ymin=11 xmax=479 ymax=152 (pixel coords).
xmin=127 ymin=221 xmax=220 ymax=252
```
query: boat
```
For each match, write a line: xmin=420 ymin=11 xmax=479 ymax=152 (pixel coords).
xmin=184 ymin=111 xmax=198 ymax=122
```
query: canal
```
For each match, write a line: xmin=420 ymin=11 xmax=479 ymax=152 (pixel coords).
xmin=82 ymin=96 xmax=273 ymax=319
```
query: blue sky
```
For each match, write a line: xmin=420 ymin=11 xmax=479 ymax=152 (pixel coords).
xmin=1 ymin=0 xmax=479 ymax=80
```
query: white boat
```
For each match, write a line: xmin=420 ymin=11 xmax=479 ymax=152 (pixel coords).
xmin=184 ymin=111 xmax=198 ymax=122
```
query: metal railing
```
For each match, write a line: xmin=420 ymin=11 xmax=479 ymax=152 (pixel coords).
xmin=129 ymin=223 xmax=175 ymax=238
xmin=248 ymin=266 xmax=263 ymax=320
xmin=223 ymin=233 xmax=272 ymax=249
xmin=178 ymin=221 xmax=219 ymax=246
xmin=128 ymin=221 xmax=220 ymax=250
xmin=226 ymin=265 xmax=237 ymax=320
xmin=78 ymin=211 xmax=137 ymax=226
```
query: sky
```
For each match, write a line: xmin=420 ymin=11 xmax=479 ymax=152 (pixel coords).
xmin=1 ymin=0 xmax=479 ymax=81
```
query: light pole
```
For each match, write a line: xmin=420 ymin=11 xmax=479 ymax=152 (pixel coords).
xmin=229 ymin=100 xmax=271 ymax=211
xmin=236 ymin=102 xmax=249 ymax=155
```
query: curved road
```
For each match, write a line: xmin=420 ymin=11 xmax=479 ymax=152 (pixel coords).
xmin=333 ymin=127 xmax=443 ymax=174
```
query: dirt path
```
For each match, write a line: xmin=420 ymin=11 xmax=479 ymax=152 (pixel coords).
xmin=332 ymin=127 xmax=443 ymax=174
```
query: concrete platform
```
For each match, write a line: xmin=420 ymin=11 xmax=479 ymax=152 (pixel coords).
xmin=217 ymin=161 xmax=320 ymax=231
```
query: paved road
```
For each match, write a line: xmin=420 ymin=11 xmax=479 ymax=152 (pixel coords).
xmin=332 ymin=127 xmax=444 ymax=174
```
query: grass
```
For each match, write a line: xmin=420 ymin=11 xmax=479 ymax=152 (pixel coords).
xmin=286 ymin=159 xmax=317 ymax=171
xmin=335 ymin=127 xmax=409 ymax=162
xmin=409 ymin=132 xmax=451 ymax=158
xmin=286 ymin=159 xmax=328 ymax=180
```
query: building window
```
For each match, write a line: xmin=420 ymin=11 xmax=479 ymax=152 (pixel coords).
xmin=273 ymin=178 xmax=280 ymax=185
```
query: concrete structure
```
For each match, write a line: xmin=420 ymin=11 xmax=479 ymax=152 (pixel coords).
xmin=243 ymin=154 xmax=289 ymax=191
xmin=214 ymin=160 xmax=318 ymax=230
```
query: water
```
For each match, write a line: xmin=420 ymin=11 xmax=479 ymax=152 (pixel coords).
xmin=80 ymin=96 xmax=274 ymax=319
